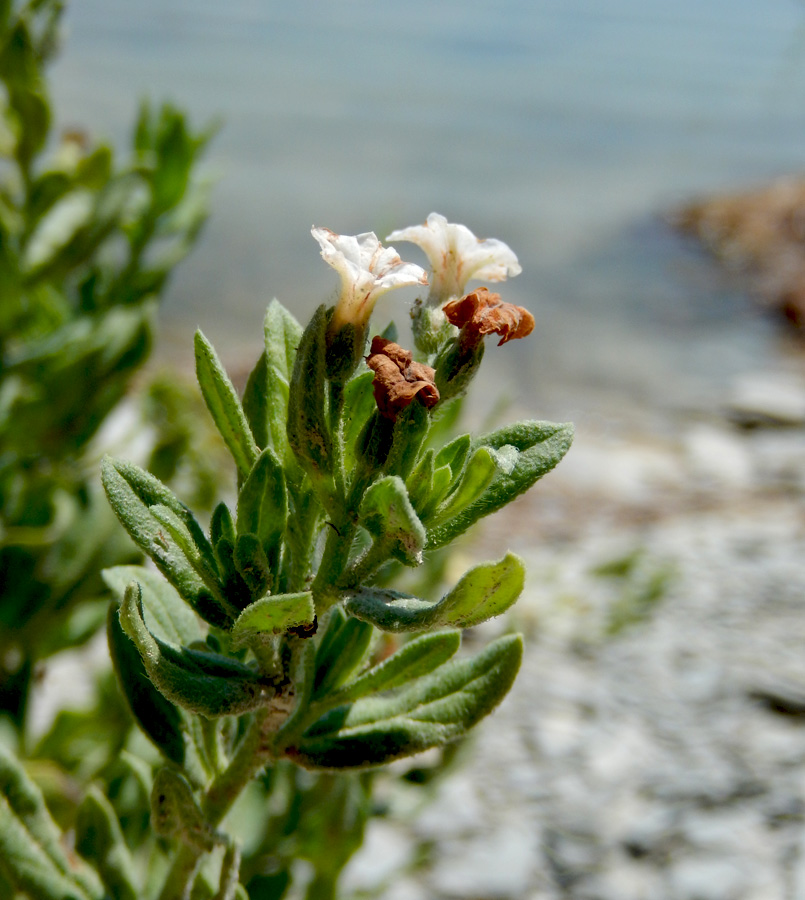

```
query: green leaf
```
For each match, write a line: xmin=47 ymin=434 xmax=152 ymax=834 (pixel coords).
xmin=101 ymin=457 xmax=234 ymax=627
xmin=242 ymin=350 xmax=269 ymax=449
xmin=290 ymin=634 xmax=523 ymax=769
xmin=286 ymin=304 xmax=331 ymax=479
xmin=345 ymin=553 xmax=525 ymax=632
xmin=210 ymin=501 xmax=236 ymax=547
xmin=426 ymin=421 xmax=574 ymax=549
xmin=405 ymin=448 xmax=435 ymax=512
xmin=236 ymin=447 xmax=287 ymax=567
xmin=195 ymin=329 xmax=259 ymax=481
xmin=342 ymin=370 xmax=376 ymax=471
xmin=263 ymin=300 xmax=304 ymax=458
xmin=119 ymin=582 xmax=266 ymax=717
xmin=231 ymin=592 xmax=315 ymax=647
xmin=103 ymin=565 xmax=200 ymax=645
xmin=428 ymin=446 xmax=497 ymax=524
xmin=330 ymin=630 xmax=461 ymax=704
xmin=233 ymin=533 xmax=272 ymax=598
xmin=434 ymin=433 xmax=471 ymax=477
xmin=106 ymin=601 xmax=187 ymax=766
xmin=75 ymin=787 xmax=139 ymax=900
xmin=359 ymin=475 xmax=425 ymax=567
xmin=151 ymin=768 xmax=220 ymax=852
xmin=312 ymin=608 xmax=374 ymax=699
xmin=0 ymin=744 xmax=103 ymax=900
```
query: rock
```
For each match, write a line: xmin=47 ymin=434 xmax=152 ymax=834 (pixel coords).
xmin=672 ymin=176 xmax=805 ymax=329
xmin=726 ymin=372 xmax=805 ymax=427
xmin=340 ymin=820 xmax=414 ymax=894
xmin=427 ymin=821 xmax=538 ymax=899
xmin=683 ymin=424 xmax=753 ymax=488
xmin=667 ymin=856 xmax=750 ymax=900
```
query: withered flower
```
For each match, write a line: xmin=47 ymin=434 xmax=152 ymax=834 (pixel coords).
xmin=443 ymin=287 xmax=535 ymax=349
xmin=366 ymin=337 xmax=440 ymax=421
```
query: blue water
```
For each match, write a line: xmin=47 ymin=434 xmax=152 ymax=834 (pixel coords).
xmin=51 ymin=0 xmax=805 ymax=418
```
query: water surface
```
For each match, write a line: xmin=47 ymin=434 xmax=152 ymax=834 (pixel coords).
xmin=51 ymin=0 xmax=805 ymax=420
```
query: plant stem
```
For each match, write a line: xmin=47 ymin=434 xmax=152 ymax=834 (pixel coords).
xmin=157 ymin=708 xmax=275 ymax=900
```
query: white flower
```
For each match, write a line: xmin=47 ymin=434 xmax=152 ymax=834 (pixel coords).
xmin=312 ymin=226 xmax=428 ymax=334
xmin=386 ymin=212 xmax=522 ymax=302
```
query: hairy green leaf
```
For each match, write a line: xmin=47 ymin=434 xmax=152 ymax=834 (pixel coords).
xmin=236 ymin=447 xmax=287 ymax=567
xmin=119 ymin=582 xmax=266 ymax=717
xmin=0 ymin=744 xmax=103 ymax=900
xmin=263 ymin=299 xmax=304 ymax=458
xmin=426 ymin=421 xmax=574 ymax=548
xmin=75 ymin=787 xmax=139 ymax=900
xmin=233 ymin=533 xmax=272 ymax=598
xmin=330 ymin=630 xmax=461 ymax=704
xmin=345 ymin=553 xmax=525 ymax=632
xmin=359 ymin=475 xmax=425 ymax=567
xmin=195 ymin=329 xmax=260 ymax=480
xmin=101 ymin=457 xmax=233 ymax=627
xmin=286 ymin=304 xmax=331 ymax=479
xmin=312 ymin=609 xmax=374 ymax=699
xmin=290 ymin=634 xmax=523 ymax=769
xmin=151 ymin=768 xmax=220 ymax=852
xmin=106 ymin=601 xmax=186 ymax=766
xmin=231 ymin=592 xmax=315 ymax=647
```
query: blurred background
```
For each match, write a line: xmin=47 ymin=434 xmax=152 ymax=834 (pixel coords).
xmin=50 ymin=0 xmax=805 ymax=422
xmin=42 ymin=2 xmax=805 ymax=897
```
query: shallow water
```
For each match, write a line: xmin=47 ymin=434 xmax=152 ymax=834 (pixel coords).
xmin=50 ymin=0 xmax=805 ymax=419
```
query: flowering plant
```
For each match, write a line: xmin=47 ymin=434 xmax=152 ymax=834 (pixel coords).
xmin=0 ymin=218 xmax=572 ymax=900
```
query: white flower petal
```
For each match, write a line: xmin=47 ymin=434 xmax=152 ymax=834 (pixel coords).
xmin=312 ymin=226 xmax=427 ymax=333
xmin=386 ymin=212 xmax=521 ymax=301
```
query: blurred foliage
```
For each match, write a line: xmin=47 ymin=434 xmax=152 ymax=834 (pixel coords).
xmin=0 ymin=0 xmax=213 ymax=733
xmin=591 ymin=548 xmax=675 ymax=637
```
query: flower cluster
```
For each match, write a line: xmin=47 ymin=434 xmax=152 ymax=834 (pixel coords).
xmin=313 ymin=214 xmax=533 ymax=410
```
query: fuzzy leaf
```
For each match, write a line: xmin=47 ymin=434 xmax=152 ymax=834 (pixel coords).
xmin=342 ymin=370 xmax=376 ymax=471
xmin=101 ymin=457 xmax=233 ymax=627
xmin=210 ymin=502 xmax=236 ymax=547
xmin=151 ymin=768 xmax=220 ymax=852
xmin=236 ymin=447 xmax=287 ymax=566
xmin=231 ymin=592 xmax=315 ymax=646
xmin=430 ymin=446 xmax=497 ymax=523
xmin=359 ymin=475 xmax=425 ymax=566
xmin=345 ymin=554 xmax=524 ymax=632
xmin=330 ymin=630 xmax=461 ymax=704
xmin=195 ymin=329 xmax=260 ymax=480
xmin=286 ymin=304 xmax=331 ymax=479
xmin=75 ymin=787 xmax=139 ymax=900
xmin=233 ymin=533 xmax=272 ymax=598
xmin=290 ymin=634 xmax=523 ymax=769
xmin=0 ymin=744 xmax=103 ymax=900
xmin=426 ymin=421 xmax=574 ymax=548
xmin=312 ymin=609 xmax=374 ymax=699
xmin=263 ymin=300 xmax=304 ymax=458
xmin=119 ymin=582 xmax=266 ymax=717
xmin=106 ymin=601 xmax=187 ymax=766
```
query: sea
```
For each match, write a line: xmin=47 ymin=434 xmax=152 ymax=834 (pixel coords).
xmin=50 ymin=0 xmax=805 ymax=424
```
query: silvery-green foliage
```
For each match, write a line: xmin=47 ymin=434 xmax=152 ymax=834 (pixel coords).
xmin=87 ymin=282 xmax=571 ymax=897
xmin=0 ymin=0 xmax=213 ymax=731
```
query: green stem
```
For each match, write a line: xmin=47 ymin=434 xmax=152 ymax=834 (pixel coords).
xmin=157 ymin=708 xmax=275 ymax=900
xmin=304 ymin=870 xmax=338 ymax=900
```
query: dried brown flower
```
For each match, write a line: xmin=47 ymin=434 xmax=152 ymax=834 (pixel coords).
xmin=442 ymin=287 xmax=535 ymax=348
xmin=366 ymin=337 xmax=440 ymax=421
